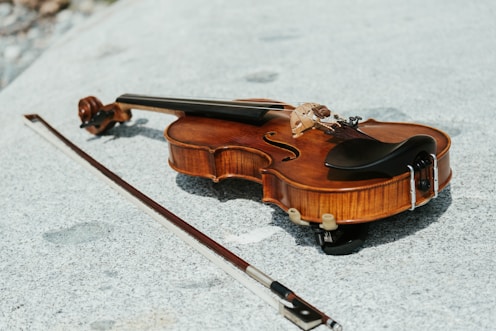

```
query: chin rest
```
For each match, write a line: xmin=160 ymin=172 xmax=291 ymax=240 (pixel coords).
xmin=325 ymin=135 xmax=436 ymax=177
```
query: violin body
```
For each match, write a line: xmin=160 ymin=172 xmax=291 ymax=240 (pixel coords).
xmin=79 ymin=94 xmax=451 ymax=254
xmin=166 ymin=113 xmax=451 ymax=224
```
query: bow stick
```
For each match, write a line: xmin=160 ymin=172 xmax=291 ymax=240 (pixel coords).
xmin=23 ymin=114 xmax=342 ymax=331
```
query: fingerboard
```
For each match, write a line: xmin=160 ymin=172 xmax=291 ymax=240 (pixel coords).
xmin=116 ymin=94 xmax=285 ymax=120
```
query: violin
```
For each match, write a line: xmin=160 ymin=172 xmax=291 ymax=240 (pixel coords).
xmin=78 ymin=94 xmax=452 ymax=255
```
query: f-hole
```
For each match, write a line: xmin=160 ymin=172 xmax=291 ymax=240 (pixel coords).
xmin=263 ymin=132 xmax=300 ymax=161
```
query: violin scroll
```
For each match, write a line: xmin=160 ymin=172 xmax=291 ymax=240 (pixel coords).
xmin=78 ymin=96 xmax=132 ymax=135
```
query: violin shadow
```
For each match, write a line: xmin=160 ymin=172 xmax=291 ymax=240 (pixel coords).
xmin=364 ymin=185 xmax=453 ymax=249
xmin=174 ymin=174 xmax=329 ymax=248
xmin=175 ymin=174 xmax=263 ymax=203
xmin=86 ymin=118 xmax=165 ymax=143
xmin=176 ymin=173 xmax=453 ymax=253
xmin=268 ymin=187 xmax=452 ymax=252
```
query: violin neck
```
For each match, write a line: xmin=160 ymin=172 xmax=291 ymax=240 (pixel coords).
xmin=116 ymin=94 xmax=284 ymax=121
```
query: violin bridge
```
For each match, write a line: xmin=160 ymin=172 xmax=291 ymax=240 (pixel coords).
xmin=289 ymin=102 xmax=350 ymax=138
xmin=290 ymin=103 xmax=322 ymax=138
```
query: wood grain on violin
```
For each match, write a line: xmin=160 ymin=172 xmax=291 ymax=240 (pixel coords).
xmin=79 ymin=94 xmax=451 ymax=254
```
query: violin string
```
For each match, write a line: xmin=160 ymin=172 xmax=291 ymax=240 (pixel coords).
xmin=120 ymin=94 xmax=346 ymax=119
xmin=119 ymin=94 xmax=290 ymax=112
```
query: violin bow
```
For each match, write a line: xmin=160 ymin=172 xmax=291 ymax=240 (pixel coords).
xmin=23 ymin=114 xmax=342 ymax=331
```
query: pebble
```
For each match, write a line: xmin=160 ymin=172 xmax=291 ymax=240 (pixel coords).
xmin=0 ymin=0 xmax=117 ymax=90
xmin=0 ymin=3 xmax=13 ymax=17
xmin=4 ymin=44 xmax=22 ymax=61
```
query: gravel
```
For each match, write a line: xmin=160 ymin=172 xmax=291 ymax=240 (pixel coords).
xmin=0 ymin=0 xmax=116 ymax=90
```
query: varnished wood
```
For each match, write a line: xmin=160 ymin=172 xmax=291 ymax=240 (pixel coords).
xmin=165 ymin=113 xmax=451 ymax=224
xmin=79 ymin=94 xmax=451 ymax=226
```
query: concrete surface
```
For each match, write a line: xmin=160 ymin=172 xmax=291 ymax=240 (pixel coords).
xmin=1 ymin=0 xmax=495 ymax=330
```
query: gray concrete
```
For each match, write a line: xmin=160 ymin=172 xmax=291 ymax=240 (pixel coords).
xmin=1 ymin=0 xmax=495 ymax=330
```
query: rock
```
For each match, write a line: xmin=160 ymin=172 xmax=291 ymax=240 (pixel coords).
xmin=1 ymin=64 xmax=22 ymax=87
xmin=4 ymin=44 xmax=22 ymax=61
xmin=0 ymin=3 xmax=12 ymax=17
xmin=53 ymin=9 xmax=73 ymax=34
xmin=12 ymin=0 xmax=39 ymax=9
xmin=76 ymin=0 xmax=95 ymax=14
xmin=13 ymin=0 xmax=70 ymax=15
xmin=39 ymin=1 xmax=61 ymax=15
xmin=0 ymin=0 xmax=118 ymax=91
xmin=26 ymin=25 xmax=40 ymax=39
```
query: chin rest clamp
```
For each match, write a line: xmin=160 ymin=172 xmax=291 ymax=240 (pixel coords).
xmin=325 ymin=135 xmax=439 ymax=209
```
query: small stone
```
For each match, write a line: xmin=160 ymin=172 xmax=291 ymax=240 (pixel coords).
xmin=13 ymin=0 xmax=38 ymax=10
xmin=77 ymin=0 xmax=95 ymax=14
xmin=20 ymin=49 xmax=39 ymax=65
xmin=40 ymin=2 xmax=61 ymax=16
xmin=27 ymin=26 xmax=41 ymax=39
xmin=1 ymin=65 xmax=21 ymax=87
xmin=0 ymin=3 xmax=12 ymax=18
xmin=53 ymin=9 xmax=74 ymax=34
xmin=12 ymin=2 xmax=31 ymax=17
xmin=4 ymin=44 xmax=22 ymax=61
xmin=2 ymin=14 xmax=18 ymax=28
xmin=56 ymin=8 xmax=73 ymax=22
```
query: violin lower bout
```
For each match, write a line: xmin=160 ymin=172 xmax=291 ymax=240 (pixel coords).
xmin=165 ymin=115 xmax=451 ymax=226
xmin=261 ymin=170 xmax=438 ymax=224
